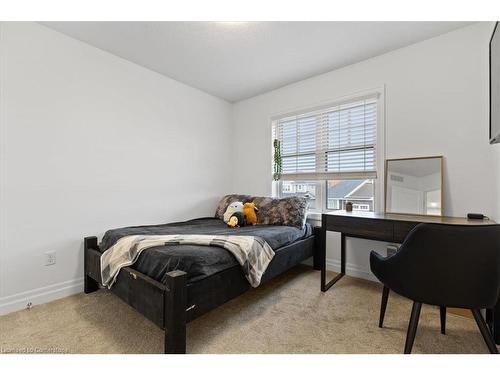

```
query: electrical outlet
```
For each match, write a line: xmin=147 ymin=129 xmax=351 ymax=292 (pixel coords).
xmin=386 ymin=244 xmax=399 ymax=257
xmin=45 ymin=251 xmax=56 ymax=266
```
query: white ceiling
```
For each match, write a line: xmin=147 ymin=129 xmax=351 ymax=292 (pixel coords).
xmin=42 ymin=22 xmax=472 ymax=102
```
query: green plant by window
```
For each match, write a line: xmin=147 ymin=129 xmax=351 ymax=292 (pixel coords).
xmin=273 ymin=139 xmax=282 ymax=181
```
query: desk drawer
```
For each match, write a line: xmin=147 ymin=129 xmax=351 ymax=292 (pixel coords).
xmin=325 ymin=215 xmax=393 ymax=241
xmin=393 ymin=221 xmax=420 ymax=243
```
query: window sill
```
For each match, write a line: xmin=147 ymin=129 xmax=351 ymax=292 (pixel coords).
xmin=306 ymin=211 xmax=322 ymax=222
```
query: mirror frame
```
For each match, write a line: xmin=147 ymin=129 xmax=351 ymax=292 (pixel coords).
xmin=384 ymin=155 xmax=444 ymax=217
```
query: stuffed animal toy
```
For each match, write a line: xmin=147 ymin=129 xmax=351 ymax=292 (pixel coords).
xmin=223 ymin=201 xmax=244 ymax=223
xmin=243 ymin=202 xmax=258 ymax=225
xmin=228 ymin=212 xmax=246 ymax=228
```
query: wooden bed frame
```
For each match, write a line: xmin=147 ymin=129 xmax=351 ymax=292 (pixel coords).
xmin=83 ymin=230 xmax=319 ymax=353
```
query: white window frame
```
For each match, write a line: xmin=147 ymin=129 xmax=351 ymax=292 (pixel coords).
xmin=271 ymin=87 xmax=386 ymax=217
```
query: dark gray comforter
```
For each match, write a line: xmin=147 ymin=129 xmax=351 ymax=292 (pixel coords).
xmin=100 ymin=218 xmax=312 ymax=284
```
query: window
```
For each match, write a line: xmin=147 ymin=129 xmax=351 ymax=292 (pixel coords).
xmin=272 ymin=92 xmax=381 ymax=212
xmin=327 ymin=179 xmax=374 ymax=211
xmin=280 ymin=180 xmax=318 ymax=210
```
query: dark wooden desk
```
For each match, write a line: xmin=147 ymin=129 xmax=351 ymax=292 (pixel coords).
xmin=318 ymin=210 xmax=499 ymax=344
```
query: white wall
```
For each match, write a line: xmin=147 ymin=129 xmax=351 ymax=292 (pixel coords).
xmin=232 ymin=22 xmax=500 ymax=280
xmin=0 ymin=22 xmax=233 ymax=314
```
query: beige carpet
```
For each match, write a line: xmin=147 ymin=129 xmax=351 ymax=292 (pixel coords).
xmin=0 ymin=266 xmax=489 ymax=354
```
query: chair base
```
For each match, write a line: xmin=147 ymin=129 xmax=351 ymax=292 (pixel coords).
xmin=404 ymin=301 xmax=422 ymax=354
xmin=377 ymin=290 xmax=498 ymax=354
xmin=378 ymin=289 xmax=445 ymax=335
xmin=379 ymin=286 xmax=390 ymax=328
xmin=471 ymin=309 xmax=499 ymax=354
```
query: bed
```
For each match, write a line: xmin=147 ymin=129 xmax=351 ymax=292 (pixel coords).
xmin=84 ymin=213 xmax=319 ymax=353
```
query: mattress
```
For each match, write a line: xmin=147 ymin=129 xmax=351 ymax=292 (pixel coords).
xmin=100 ymin=217 xmax=313 ymax=285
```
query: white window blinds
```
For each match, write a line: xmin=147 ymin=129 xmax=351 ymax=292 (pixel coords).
xmin=272 ymin=95 xmax=378 ymax=180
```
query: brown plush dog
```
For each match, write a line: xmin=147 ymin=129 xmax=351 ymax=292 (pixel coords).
xmin=243 ymin=202 xmax=258 ymax=225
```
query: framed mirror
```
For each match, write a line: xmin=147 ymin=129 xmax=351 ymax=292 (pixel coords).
xmin=385 ymin=156 xmax=443 ymax=216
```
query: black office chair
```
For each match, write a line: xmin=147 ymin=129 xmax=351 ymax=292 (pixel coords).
xmin=370 ymin=223 xmax=500 ymax=354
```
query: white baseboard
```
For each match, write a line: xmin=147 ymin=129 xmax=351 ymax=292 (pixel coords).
xmin=0 ymin=278 xmax=84 ymax=316
xmin=326 ymin=258 xmax=379 ymax=283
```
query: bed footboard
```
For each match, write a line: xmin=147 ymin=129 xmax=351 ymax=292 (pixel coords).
xmin=83 ymin=236 xmax=188 ymax=354
xmin=164 ymin=270 xmax=187 ymax=353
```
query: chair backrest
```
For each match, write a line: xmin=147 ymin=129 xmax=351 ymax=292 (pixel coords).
xmin=384 ymin=223 xmax=500 ymax=308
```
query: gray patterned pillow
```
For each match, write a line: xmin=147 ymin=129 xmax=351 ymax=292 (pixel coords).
xmin=215 ymin=194 xmax=309 ymax=229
